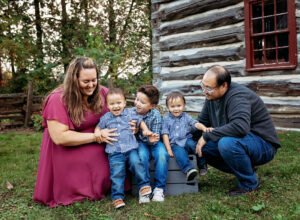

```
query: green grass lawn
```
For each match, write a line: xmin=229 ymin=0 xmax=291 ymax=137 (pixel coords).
xmin=0 ymin=131 xmax=300 ymax=219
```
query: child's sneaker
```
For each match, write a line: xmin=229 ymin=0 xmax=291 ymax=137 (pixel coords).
xmin=199 ymin=164 xmax=208 ymax=176
xmin=139 ymin=185 xmax=152 ymax=203
xmin=152 ymin=187 xmax=164 ymax=202
xmin=186 ymin=168 xmax=198 ymax=181
xmin=113 ymin=198 xmax=125 ymax=209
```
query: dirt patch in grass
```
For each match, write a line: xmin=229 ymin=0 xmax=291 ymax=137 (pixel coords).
xmin=0 ymin=127 xmax=36 ymax=134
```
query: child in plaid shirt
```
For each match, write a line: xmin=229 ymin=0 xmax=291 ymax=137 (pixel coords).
xmin=134 ymin=85 xmax=169 ymax=202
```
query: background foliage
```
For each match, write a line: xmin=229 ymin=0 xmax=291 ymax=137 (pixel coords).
xmin=0 ymin=0 xmax=152 ymax=95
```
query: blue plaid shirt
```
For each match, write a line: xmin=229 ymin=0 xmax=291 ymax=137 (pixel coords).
xmin=162 ymin=112 xmax=198 ymax=147
xmin=137 ymin=108 xmax=162 ymax=144
xmin=97 ymin=107 xmax=142 ymax=154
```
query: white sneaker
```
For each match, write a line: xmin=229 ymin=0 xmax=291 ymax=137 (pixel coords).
xmin=139 ymin=186 xmax=151 ymax=204
xmin=152 ymin=187 xmax=164 ymax=202
xmin=139 ymin=194 xmax=150 ymax=203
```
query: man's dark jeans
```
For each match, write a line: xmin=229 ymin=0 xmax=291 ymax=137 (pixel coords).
xmin=202 ymin=132 xmax=277 ymax=190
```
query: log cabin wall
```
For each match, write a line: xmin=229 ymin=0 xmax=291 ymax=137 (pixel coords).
xmin=152 ymin=0 xmax=300 ymax=130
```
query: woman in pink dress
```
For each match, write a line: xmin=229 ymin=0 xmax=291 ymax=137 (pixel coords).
xmin=33 ymin=57 xmax=120 ymax=207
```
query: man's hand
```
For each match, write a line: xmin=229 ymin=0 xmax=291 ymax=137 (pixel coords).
xmin=203 ymin=127 xmax=214 ymax=132
xmin=196 ymin=136 xmax=206 ymax=157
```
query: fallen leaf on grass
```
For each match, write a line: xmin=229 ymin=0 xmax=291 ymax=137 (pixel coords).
xmin=6 ymin=181 xmax=13 ymax=190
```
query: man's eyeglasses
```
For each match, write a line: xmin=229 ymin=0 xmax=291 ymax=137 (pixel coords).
xmin=200 ymin=81 xmax=219 ymax=93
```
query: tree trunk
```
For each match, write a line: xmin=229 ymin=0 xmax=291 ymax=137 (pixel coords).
xmin=34 ymin=0 xmax=43 ymax=67
xmin=82 ymin=0 xmax=88 ymax=48
xmin=107 ymin=0 xmax=117 ymax=84
xmin=61 ymin=0 xmax=69 ymax=72
xmin=0 ymin=55 xmax=2 ymax=86
xmin=34 ymin=0 xmax=44 ymax=68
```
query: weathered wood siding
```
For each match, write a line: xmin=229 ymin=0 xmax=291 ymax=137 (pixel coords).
xmin=152 ymin=0 xmax=300 ymax=130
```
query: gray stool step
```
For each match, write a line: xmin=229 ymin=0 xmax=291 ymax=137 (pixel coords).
xmin=131 ymin=155 xmax=198 ymax=196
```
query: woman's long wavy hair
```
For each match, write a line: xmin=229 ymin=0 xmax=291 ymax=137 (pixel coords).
xmin=47 ymin=57 xmax=103 ymax=127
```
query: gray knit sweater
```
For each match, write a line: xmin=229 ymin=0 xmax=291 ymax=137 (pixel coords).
xmin=198 ymin=82 xmax=281 ymax=148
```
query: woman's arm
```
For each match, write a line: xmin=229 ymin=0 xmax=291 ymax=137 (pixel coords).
xmin=47 ymin=120 xmax=96 ymax=146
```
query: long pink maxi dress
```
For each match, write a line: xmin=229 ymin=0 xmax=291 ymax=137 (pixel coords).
xmin=33 ymin=86 xmax=111 ymax=207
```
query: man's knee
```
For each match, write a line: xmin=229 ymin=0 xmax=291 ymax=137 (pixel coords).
xmin=218 ymin=137 xmax=238 ymax=156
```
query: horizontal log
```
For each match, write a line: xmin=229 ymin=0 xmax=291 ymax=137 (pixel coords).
xmin=156 ymin=2 xmax=244 ymax=37
xmin=157 ymin=60 xmax=245 ymax=80
xmin=0 ymin=121 xmax=24 ymax=129
xmin=0 ymin=114 xmax=24 ymax=120
xmin=0 ymin=99 xmax=24 ymax=105
xmin=23 ymin=103 xmax=43 ymax=112
xmin=159 ymin=75 xmax=300 ymax=97
xmin=152 ymin=0 xmax=173 ymax=4
xmin=267 ymin=105 xmax=300 ymax=114
xmin=236 ymin=75 xmax=300 ymax=97
xmin=157 ymin=63 xmax=300 ymax=81
xmin=152 ymin=0 xmax=243 ymax=21
xmin=0 ymin=93 xmax=26 ymax=98
xmin=159 ymin=23 xmax=244 ymax=51
xmin=271 ymin=114 xmax=300 ymax=129
xmin=32 ymin=96 xmax=44 ymax=103
xmin=0 ymin=104 xmax=23 ymax=112
xmin=159 ymin=43 xmax=244 ymax=67
xmin=0 ymin=109 xmax=23 ymax=115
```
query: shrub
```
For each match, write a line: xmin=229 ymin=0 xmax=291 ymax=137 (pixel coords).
xmin=31 ymin=114 xmax=43 ymax=131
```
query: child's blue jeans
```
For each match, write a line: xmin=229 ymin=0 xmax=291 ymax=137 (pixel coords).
xmin=172 ymin=138 xmax=207 ymax=173
xmin=137 ymin=141 xmax=169 ymax=190
xmin=108 ymin=149 xmax=149 ymax=200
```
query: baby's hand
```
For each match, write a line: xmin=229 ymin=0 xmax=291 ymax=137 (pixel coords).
xmin=167 ymin=149 xmax=174 ymax=158
xmin=149 ymin=133 xmax=159 ymax=143
xmin=142 ymin=129 xmax=153 ymax=137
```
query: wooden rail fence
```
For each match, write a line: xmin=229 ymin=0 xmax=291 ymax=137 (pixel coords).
xmin=0 ymin=82 xmax=136 ymax=130
xmin=0 ymin=81 xmax=43 ymax=130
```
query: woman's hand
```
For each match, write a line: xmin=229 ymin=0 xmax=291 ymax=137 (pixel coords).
xmin=129 ymin=120 xmax=138 ymax=134
xmin=99 ymin=128 xmax=119 ymax=145
xmin=94 ymin=128 xmax=103 ymax=143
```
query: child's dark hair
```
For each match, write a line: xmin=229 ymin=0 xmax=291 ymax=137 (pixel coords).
xmin=105 ymin=88 xmax=126 ymax=103
xmin=137 ymin=85 xmax=159 ymax=105
xmin=166 ymin=92 xmax=186 ymax=107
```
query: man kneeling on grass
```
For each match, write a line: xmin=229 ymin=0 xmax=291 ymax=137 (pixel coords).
xmin=195 ymin=65 xmax=281 ymax=197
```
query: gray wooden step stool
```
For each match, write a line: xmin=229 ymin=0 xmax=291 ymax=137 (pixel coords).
xmin=131 ymin=155 xmax=198 ymax=196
